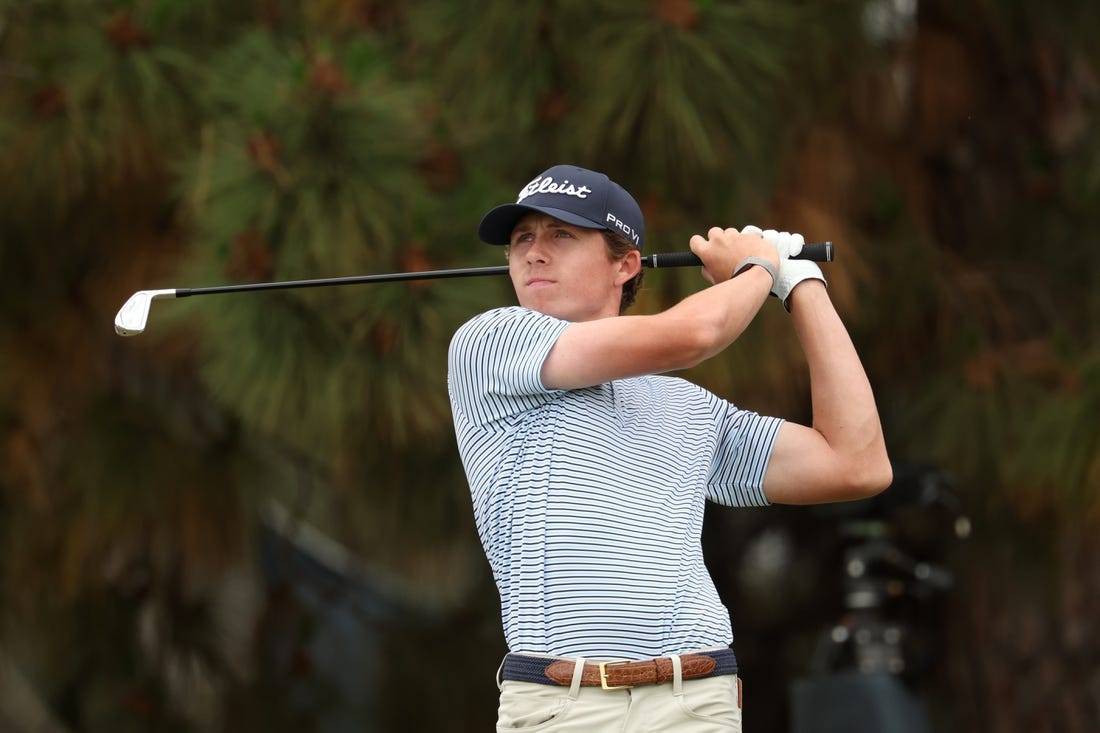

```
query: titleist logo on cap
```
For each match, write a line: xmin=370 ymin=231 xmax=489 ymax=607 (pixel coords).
xmin=517 ymin=176 xmax=593 ymax=203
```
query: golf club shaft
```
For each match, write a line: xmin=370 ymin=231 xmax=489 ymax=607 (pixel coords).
xmin=175 ymin=242 xmax=833 ymax=298
xmin=114 ymin=243 xmax=834 ymax=335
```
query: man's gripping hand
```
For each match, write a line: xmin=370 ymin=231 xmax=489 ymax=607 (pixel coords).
xmin=689 ymin=227 xmax=779 ymax=286
xmin=743 ymin=225 xmax=827 ymax=311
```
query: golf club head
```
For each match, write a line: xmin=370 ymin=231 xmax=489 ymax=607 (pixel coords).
xmin=114 ymin=289 xmax=177 ymax=336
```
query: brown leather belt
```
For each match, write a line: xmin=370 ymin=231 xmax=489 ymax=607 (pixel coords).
xmin=501 ymin=648 xmax=737 ymax=690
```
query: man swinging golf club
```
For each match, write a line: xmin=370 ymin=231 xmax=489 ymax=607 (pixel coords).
xmin=447 ymin=164 xmax=892 ymax=732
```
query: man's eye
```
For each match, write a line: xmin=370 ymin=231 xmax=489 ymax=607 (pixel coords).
xmin=554 ymin=229 xmax=573 ymax=238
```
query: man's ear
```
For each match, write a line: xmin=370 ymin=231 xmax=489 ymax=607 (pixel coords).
xmin=615 ymin=250 xmax=642 ymax=285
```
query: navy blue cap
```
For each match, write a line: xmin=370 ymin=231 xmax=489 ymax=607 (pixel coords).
xmin=478 ymin=164 xmax=645 ymax=251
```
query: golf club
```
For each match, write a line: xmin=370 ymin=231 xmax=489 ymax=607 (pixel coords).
xmin=114 ymin=242 xmax=834 ymax=336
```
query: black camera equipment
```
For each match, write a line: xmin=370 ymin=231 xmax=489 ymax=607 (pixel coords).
xmin=790 ymin=462 xmax=970 ymax=733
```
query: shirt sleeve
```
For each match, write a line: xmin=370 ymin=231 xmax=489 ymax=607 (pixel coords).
xmin=447 ymin=306 xmax=571 ymax=427
xmin=705 ymin=396 xmax=784 ymax=508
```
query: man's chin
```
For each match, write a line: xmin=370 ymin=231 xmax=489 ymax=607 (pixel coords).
xmin=519 ymin=297 xmax=570 ymax=321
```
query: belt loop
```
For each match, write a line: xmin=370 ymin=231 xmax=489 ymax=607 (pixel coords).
xmin=496 ymin=655 xmax=507 ymax=692
xmin=670 ymin=654 xmax=684 ymax=696
xmin=568 ymin=657 xmax=586 ymax=700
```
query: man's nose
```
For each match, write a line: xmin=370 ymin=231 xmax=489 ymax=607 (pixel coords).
xmin=525 ymin=234 xmax=551 ymax=263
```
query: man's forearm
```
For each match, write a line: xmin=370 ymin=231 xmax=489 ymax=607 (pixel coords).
xmin=541 ymin=260 xmax=773 ymax=389
xmin=788 ymin=282 xmax=892 ymax=488
xmin=672 ymin=264 xmax=774 ymax=362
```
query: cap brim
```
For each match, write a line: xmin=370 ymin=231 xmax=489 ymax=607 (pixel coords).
xmin=477 ymin=203 xmax=604 ymax=245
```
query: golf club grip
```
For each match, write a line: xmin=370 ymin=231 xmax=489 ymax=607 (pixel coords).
xmin=645 ymin=241 xmax=833 ymax=269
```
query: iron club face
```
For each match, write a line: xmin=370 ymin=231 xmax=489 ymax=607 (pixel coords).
xmin=114 ymin=289 xmax=177 ymax=336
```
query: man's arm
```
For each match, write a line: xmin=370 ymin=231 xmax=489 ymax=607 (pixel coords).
xmin=762 ymin=281 xmax=892 ymax=504
xmin=541 ymin=227 xmax=778 ymax=390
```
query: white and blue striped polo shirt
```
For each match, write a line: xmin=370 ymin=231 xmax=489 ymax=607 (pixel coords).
xmin=447 ymin=306 xmax=782 ymax=660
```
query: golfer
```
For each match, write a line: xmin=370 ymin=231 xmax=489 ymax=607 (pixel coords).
xmin=447 ymin=164 xmax=892 ymax=731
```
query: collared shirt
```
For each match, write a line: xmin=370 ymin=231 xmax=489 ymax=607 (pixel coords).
xmin=447 ymin=306 xmax=782 ymax=659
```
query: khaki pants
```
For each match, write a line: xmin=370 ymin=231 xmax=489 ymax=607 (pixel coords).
xmin=496 ymin=656 xmax=743 ymax=732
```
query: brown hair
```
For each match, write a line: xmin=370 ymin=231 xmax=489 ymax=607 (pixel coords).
xmin=601 ymin=230 xmax=644 ymax=313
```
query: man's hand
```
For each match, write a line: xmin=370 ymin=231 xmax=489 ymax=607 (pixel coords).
xmin=744 ymin=225 xmax=827 ymax=311
xmin=689 ymin=227 xmax=780 ymax=285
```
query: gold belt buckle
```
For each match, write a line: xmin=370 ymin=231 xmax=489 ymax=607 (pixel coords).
xmin=599 ymin=660 xmax=633 ymax=690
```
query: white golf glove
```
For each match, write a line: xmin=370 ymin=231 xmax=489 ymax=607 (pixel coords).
xmin=743 ymin=225 xmax=826 ymax=311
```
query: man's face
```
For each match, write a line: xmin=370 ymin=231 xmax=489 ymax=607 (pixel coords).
xmin=507 ymin=213 xmax=634 ymax=322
